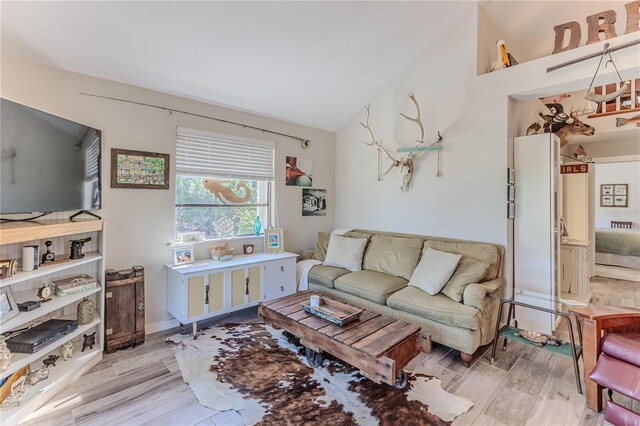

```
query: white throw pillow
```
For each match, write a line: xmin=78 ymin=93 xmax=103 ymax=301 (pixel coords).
xmin=409 ymin=248 xmax=462 ymax=295
xmin=323 ymin=234 xmax=368 ymax=272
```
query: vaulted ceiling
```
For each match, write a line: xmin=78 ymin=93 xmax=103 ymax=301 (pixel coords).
xmin=1 ymin=1 xmax=471 ymax=131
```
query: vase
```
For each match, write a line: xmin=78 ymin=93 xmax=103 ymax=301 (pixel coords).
xmin=77 ymin=298 xmax=96 ymax=325
xmin=255 ymin=215 xmax=261 ymax=236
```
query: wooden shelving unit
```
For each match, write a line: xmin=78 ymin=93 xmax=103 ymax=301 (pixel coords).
xmin=0 ymin=219 xmax=105 ymax=425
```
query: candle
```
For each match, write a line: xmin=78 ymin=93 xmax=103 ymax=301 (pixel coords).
xmin=22 ymin=246 xmax=35 ymax=271
xmin=310 ymin=295 xmax=320 ymax=307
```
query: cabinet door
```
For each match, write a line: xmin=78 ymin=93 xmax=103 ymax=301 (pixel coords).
xmin=248 ymin=266 xmax=262 ymax=303
xmin=188 ymin=276 xmax=205 ymax=318
xmin=231 ymin=269 xmax=246 ymax=308
xmin=207 ymin=272 xmax=225 ymax=314
xmin=106 ymin=282 xmax=136 ymax=340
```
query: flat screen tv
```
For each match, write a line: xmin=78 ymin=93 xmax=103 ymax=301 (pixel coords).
xmin=1 ymin=99 xmax=101 ymax=214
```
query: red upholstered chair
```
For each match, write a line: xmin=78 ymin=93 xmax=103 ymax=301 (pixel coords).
xmin=570 ymin=306 xmax=640 ymax=425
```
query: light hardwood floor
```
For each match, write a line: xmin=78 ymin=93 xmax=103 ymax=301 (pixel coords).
xmin=25 ymin=277 xmax=640 ymax=426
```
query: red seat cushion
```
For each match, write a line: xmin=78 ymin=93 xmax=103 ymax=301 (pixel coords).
xmin=604 ymin=400 xmax=640 ymax=426
xmin=601 ymin=332 xmax=640 ymax=368
xmin=589 ymin=354 xmax=640 ymax=401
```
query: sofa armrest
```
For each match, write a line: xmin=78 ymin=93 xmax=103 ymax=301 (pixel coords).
xmin=298 ymin=250 xmax=314 ymax=261
xmin=462 ymin=278 xmax=504 ymax=310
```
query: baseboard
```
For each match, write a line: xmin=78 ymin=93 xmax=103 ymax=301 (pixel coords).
xmin=146 ymin=319 xmax=180 ymax=335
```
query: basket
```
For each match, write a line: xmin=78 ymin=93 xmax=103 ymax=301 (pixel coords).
xmin=210 ymin=243 xmax=234 ymax=261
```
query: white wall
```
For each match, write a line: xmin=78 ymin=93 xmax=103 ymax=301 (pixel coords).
xmin=334 ymin=4 xmax=640 ymax=296
xmin=595 ymin=161 xmax=640 ymax=228
xmin=1 ymin=57 xmax=335 ymax=331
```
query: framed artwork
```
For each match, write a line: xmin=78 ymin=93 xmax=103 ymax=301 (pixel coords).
xmin=601 ymin=184 xmax=614 ymax=196
xmin=601 ymin=184 xmax=628 ymax=207
xmin=614 ymin=184 xmax=627 ymax=196
xmin=302 ymin=188 xmax=327 ymax=216
xmin=111 ymin=148 xmax=170 ymax=189
xmin=614 ymin=196 xmax=628 ymax=207
xmin=0 ymin=287 xmax=19 ymax=325
xmin=265 ymin=228 xmax=284 ymax=254
xmin=285 ymin=156 xmax=313 ymax=187
xmin=173 ymin=245 xmax=195 ymax=265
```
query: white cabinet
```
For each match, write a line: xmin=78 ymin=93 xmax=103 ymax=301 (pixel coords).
xmin=560 ymin=242 xmax=590 ymax=303
xmin=167 ymin=252 xmax=298 ymax=332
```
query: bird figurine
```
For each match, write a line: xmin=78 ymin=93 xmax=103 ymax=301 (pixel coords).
xmin=490 ymin=40 xmax=517 ymax=72
xmin=573 ymin=145 xmax=587 ymax=161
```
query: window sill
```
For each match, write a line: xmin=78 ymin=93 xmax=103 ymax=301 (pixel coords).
xmin=168 ymin=234 xmax=264 ymax=247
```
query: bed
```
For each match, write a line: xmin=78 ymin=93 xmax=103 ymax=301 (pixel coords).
xmin=595 ymin=228 xmax=640 ymax=269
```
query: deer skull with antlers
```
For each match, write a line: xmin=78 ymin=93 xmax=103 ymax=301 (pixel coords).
xmin=361 ymin=93 xmax=439 ymax=192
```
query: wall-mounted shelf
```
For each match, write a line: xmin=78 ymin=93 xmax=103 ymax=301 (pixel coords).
xmin=0 ymin=252 xmax=102 ymax=288
xmin=0 ymin=219 xmax=103 ymax=245
xmin=1 ymin=284 xmax=101 ymax=332
xmin=0 ymin=311 xmax=101 ymax=382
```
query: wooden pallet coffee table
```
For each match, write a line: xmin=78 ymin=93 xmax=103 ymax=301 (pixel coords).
xmin=258 ymin=290 xmax=421 ymax=388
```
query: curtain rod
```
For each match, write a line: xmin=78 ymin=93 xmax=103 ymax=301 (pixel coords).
xmin=79 ymin=92 xmax=311 ymax=148
xmin=546 ymin=39 xmax=640 ymax=73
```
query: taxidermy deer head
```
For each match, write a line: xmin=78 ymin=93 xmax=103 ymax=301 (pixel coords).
xmin=361 ymin=93 xmax=432 ymax=192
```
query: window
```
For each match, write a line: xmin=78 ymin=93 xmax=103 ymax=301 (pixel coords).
xmin=175 ymin=128 xmax=274 ymax=241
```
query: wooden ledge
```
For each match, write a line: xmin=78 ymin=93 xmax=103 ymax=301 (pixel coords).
xmin=569 ymin=305 xmax=640 ymax=320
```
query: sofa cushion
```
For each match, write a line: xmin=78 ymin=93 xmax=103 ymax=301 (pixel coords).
xmin=308 ymin=265 xmax=350 ymax=289
xmin=409 ymin=248 xmax=461 ymax=295
xmin=344 ymin=231 xmax=373 ymax=240
xmin=362 ymin=235 xmax=424 ymax=281
xmin=387 ymin=286 xmax=481 ymax=330
xmin=441 ymin=257 xmax=490 ymax=302
xmin=313 ymin=232 xmax=331 ymax=261
xmin=424 ymin=240 xmax=501 ymax=280
xmin=334 ymin=270 xmax=408 ymax=305
xmin=323 ymin=235 xmax=368 ymax=272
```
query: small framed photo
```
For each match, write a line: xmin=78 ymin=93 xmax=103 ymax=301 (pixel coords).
xmin=173 ymin=245 xmax=195 ymax=265
xmin=265 ymin=228 xmax=284 ymax=254
xmin=601 ymin=184 xmax=614 ymax=196
xmin=614 ymin=184 xmax=627 ymax=196
xmin=0 ymin=287 xmax=19 ymax=325
xmin=614 ymin=196 xmax=628 ymax=207
xmin=507 ymin=202 xmax=515 ymax=219
xmin=601 ymin=195 xmax=613 ymax=206
xmin=507 ymin=168 xmax=515 ymax=185
xmin=507 ymin=185 xmax=515 ymax=202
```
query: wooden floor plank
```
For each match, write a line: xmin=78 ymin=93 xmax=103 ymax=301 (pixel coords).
xmin=353 ymin=321 xmax=419 ymax=356
xmin=336 ymin=315 xmax=396 ymax=345
xmin=319 ymin=310 xmax=379 ymax=337
xmin=270 ymin=292 xmax=313 ymax=311
xmin=525 ymin=378 xmax=586 ymax=426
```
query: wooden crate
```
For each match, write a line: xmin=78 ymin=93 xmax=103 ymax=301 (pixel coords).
xmin=105 ymin=265 xmax=145 ymax=354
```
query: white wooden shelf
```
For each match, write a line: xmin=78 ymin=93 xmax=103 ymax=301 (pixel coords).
xmin=0 ymin=252 xmax=102 ymax=288
xmin=0 ymin=219 xmax=103 ymax=245
xmin=0 ymin=311 xmax=101 ymax=382
xmin=0 ymin=284 xmax=101 ymax=333
xmin=0 ymin=341 xmax=101 ymax=425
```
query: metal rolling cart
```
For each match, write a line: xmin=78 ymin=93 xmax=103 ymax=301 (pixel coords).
xmin=490 ymin=298 xmax=583 ymax=394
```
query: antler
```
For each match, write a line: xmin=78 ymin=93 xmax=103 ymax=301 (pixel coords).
xmin=361 ymin=105 xmax=400 ymax=178
xmin=399 ymin=92 xmax=426 ymax=158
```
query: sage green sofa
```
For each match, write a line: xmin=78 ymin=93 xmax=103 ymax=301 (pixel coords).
xmin=305 ymin=229 xmax=504 ymax=364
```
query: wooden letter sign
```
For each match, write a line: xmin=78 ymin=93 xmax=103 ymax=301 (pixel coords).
xmin=553 ymin=1 xmax=639 ymax=54
xmin=561 ymin=164 xmax=589 ymax=174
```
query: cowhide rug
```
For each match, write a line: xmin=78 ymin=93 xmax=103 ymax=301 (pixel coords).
xmin=166 ymin=323 xmax=473 ymax=425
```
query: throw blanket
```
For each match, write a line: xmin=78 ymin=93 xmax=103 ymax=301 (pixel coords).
xmin=296 ymin=259 xmax=321 ymax=291
xmin=596 ymin=228 xmax=640 ymax=257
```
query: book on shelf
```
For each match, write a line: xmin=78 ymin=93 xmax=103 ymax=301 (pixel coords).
xmin=55 ymin=281 xmax=97 ymax=297
xmin=53 ymin=274 xmax=97 ymax=291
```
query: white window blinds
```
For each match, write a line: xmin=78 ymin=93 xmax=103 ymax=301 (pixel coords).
xmin=176 ymin=128 xmax=275 ymax=181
